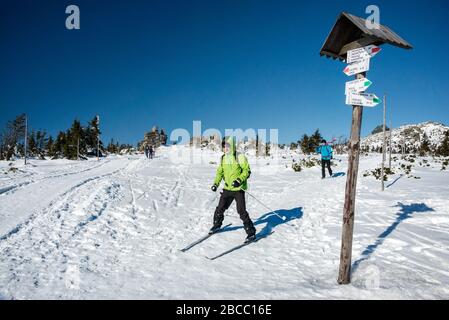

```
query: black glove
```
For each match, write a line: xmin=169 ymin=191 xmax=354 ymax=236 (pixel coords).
xmin=211 ymin=185 xmax=218 ymax=192
xmin=232 ymin=179 xmax=241 ymax=188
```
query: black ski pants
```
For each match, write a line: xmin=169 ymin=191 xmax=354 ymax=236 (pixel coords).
xmin=213 ymin=190 xmax=256 ymax=236
xmin=322 ymin=159 xmax=332 ymax=178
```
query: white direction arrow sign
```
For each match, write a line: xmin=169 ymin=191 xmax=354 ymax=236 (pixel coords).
xmin=343 ymin=58 xmax=370 ymax=76
xmin=345 ymin=78 xmax=372 ymax=95
xmin=347 ymin=45 xmax=381 ymax=64
xmin=346 ymin=92 xmax=381 ymax=107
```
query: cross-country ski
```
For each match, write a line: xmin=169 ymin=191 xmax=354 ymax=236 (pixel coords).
xmin=206 ymin=232 xmax=275 ymax=260
xmin=180 ymin=224 xmax=232 ymax=252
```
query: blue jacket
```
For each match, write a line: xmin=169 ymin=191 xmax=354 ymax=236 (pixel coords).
xmin=316 ymin=145 xmax=333 ymax=160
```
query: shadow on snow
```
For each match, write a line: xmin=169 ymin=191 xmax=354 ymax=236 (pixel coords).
xmin=352 ymin=202 xmax=434 ymax=273
xmin=222 ymin=207 xmax=303 ymax=239
xmin=332 ymin=172 xmax=346 ymax=178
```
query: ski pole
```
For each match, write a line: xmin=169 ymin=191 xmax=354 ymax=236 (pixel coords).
xmin=245 ymin=191 xmax=287 ymax=221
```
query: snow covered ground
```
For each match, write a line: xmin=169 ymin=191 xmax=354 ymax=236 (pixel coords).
xmin=0 ymin=146 xmax=448 ymax=299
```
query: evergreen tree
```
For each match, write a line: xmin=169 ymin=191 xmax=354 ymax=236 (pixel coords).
xmin=0 ymin=131 xmax=4 ymax=160
xmin=299 ymin=134 xmax=310 ymax=154
xmin=299 ymin=129 xmax=323 ymax=154
xmin=35 ymin=130 xmax=48 ymax=159
xmin=419 ymin=133 xmax=431 ymax=156
xmin=53 ymin=131 xmax=68 ymax=159
xmin=107 ymin=139 xmax=114 ymax=153
xmin=86 ymin=116 xmax=104 ymax=156
xmin=68 ymin=119 xmax=85 ymax=159
xmin=28 ymin=130 xmax=37 ymax=157
xmin=107 ymin=138 xmax=119 ymax=154
xmin=3 ymin=114 xmax=26 ymax=160
xmin=64 ymin=129 xmax=74 ymax=159
xmin=46 ymin=136 xmax=55 ymax=158
xmin=16 ymin=143 xmax=24 ymax=157
xmin=310 ymin=129 xmax=323 ymax=150
xmin=160 ymin=129 xmax=167 ymax=145
xmin=437 ymin=131 xmax=449 ymax=156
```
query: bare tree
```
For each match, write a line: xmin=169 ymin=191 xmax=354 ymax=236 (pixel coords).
xmin=2 ymin=114 xmax=26 ymax=161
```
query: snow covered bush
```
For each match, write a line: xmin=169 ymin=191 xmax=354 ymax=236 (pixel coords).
xmin=300 ymin=158 xmax=320 ymax=168
xmin=292 ymin=163 xmax=302 ymax=172
xmin=363 ymin=167 xmax=395 ymax=181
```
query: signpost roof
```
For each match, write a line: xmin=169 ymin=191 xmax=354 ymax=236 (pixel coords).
xmin=320 ymin=12 xmax=412 ymax=61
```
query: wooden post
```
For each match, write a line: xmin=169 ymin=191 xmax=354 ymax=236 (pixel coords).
xmin=256 ymin=134 xmax=259 ymax=157
xmin=96 ymin=115 xmax=100 ymax=161
xmin=381 ymin=94 xmax=387 ymax=191
xmin=389 ymin=120 xmax=392 ymax=168
xmin=321 ymin=11 xmax=412 ymax=286
xmin=337 ymin=72 xmax=365 ymax=285
xmin=77 ymin=137 xmax=80 ymax=161
xmin=24 ymin=114 xmax=28 ymax=165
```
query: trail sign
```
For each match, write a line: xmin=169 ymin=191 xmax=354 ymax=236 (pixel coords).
xmin=347 ymin=45 xmax=381 ymax=64
xmin=346 ymin=92 xmax=381 ymax=107
xmin=343 ymin=58 xmax=370 ymax=76
xmin=345 ymin=78 xmax=372 ymax=95
xmin=320 ymin=11 xmax=412 ymax=286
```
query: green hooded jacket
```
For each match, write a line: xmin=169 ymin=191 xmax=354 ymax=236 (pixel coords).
xmin=213 ymin=136 xmax=251 ymax=191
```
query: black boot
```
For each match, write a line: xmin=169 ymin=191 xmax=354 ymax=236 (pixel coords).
xmin=209 ymin=225 xmax=221 ymax=234
xmin=244 ymin=223 xmax=256 ymax=243
xmin=245 ymin=233 xmax=256 ymax=243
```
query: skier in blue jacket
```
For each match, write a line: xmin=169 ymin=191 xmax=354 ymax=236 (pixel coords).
xmin=316 ymin=139 xmax=333 ymax=179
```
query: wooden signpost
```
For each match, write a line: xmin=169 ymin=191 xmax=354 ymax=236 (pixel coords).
xmin=320 ymin=12 xmax=412 ymax=284
xmin=339 ymin=44 xmax=381 ymax=284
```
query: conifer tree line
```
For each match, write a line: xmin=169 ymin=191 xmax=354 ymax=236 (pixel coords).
xmin=0 ymin=114 xmax=132 ymax=161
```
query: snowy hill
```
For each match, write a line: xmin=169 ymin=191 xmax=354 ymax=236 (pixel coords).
xmin=0 ymin=147 xmax=449 ymax=299
xmin=361 ymin=121 xmax=449 ymax=153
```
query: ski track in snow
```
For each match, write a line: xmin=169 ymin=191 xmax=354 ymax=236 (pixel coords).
xmin=0 ymin=148 xmax=448 ymax=299
xmin=0 ymin=159 xmax=113 ymax=196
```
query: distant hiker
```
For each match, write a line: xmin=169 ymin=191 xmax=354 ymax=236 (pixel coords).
xmin=144 ymin=145 xmax=150 ymax=159
xmin=149 ymin=146 xmax=154 ymax=159
xmin=316 ymin=139 xmax=333 ymax=179
xmin=210 ymin=136 xmax=256 ymax=243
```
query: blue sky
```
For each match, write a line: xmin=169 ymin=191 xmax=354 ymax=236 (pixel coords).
xmin=1 ymin=0 xmax=448 ymax=145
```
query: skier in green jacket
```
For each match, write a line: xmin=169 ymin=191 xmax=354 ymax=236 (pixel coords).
xmin=210 ymin=136 xmax=256 ymax=243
